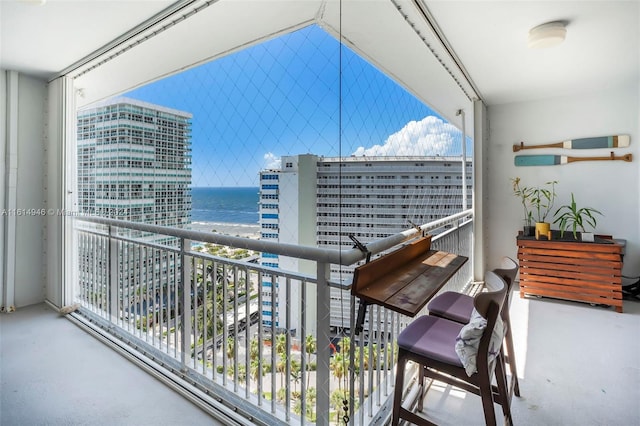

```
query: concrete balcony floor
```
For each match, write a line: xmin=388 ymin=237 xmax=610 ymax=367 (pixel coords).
xmin=1 ymin=287 xmax=639 ymax=425
xmin=0 ymin=303 xmax=222 ymax=426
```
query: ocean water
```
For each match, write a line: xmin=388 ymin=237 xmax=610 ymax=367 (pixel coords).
xmin=191 ymin=187 xmax=259 ymax=225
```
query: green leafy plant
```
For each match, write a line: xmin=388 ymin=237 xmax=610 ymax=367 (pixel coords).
xmin=510 ymin=177 xmax=534 ymax=226
xmin=553 ymin=193 xmax=603 ymax=239
xmin=530 ymin=181 xmax=558 ymax=223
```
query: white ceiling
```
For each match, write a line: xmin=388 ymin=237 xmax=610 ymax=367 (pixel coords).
xmin=1 ymin=0 xmax=638 ymax=107
xmin=425 ymin=1 xmax=639 ymax=105
xmin=0 ymin=0 xmax=176 ymax=78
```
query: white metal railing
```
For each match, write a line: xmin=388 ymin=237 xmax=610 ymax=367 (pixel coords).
xmin=73 ymin=210 xmax=473 ymax=425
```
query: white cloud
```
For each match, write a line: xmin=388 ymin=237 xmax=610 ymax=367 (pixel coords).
xmin=263 ymin=152 xmax=281 ymax=170
xmin=352 ymin=116 xmax=461 ymax=157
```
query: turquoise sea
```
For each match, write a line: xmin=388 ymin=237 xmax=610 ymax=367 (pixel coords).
xmin=191 ymin=187 xmax=259 ymax=225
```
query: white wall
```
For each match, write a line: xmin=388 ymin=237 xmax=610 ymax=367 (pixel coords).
xmin=1 ymin=70 xmax=48 ymax=308
xmin=486 ymin=83 xmax=639 ymax=276
xmin=0 ymin=70 xmax=6 ymax=311
xmin=16 ymin=74 xmax=47 ymax=306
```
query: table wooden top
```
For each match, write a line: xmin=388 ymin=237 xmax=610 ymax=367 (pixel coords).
xmin=352 ymin=237 xmax=468 ymax=317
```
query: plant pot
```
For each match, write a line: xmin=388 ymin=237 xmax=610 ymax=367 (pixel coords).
xmin=581 ymin=232 xmax=595 ymax=242
xmin=535 ymin=222 xmax=552 ymax=240
xmin=523 ymin=225 xmax=535 ymax=237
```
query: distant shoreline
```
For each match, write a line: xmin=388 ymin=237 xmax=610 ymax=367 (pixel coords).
xmin=188 ymin=221 xmax=260 ymax=239
xmin=191 ymin=186 xmax=259 ymax=189
xmin=190 ymin=187 xmax=259 ymax=225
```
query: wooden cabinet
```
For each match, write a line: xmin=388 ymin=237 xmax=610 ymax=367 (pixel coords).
xmin=516 ymin=234 xmax=623 ymax=313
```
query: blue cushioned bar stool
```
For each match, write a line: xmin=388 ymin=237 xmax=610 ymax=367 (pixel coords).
xmin=427 ymin=257 xmax=520 ymax=398
xmin=392 ymin=271 xmax=512 ymax=426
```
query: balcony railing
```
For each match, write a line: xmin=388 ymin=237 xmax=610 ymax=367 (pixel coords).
xmin=73 ymin=210 xmax=473 ymax=425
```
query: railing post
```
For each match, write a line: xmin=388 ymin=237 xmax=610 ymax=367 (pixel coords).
xmin=316 ymin=261 xmax=332 ymax=426
xmin=458 ymin=108 xmax=468 ymax=211
xmin=181 ymin=237 xmax=192 ymax=370
xmin=108 ymin=225 xmax=119 ymax=324
xmin=456 ymin=217 xmax=461 ymax=252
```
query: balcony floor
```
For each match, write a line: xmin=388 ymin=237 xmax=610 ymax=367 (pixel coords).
xmin=0 ymin=303 xmax=222 ymax=426
xmin=1 ymin=288 xmax=639 ymax=425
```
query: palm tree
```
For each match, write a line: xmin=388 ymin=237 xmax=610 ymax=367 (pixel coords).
xmin=291 ymin=383 xmax=315 ymax=421
xmin=274 ymin=333 xmax=288 ymax=388
xmin=249 ymin=358 xmax=262 ymax=383
xmin=275 ymin=333 xmax=287 ymax=355
xmin=226 ymin=336 xmax=235 ymax=363
xmin=357 ymin=345 xmax=370 ymax=371
xmin=368 ymin=343 xmax=377 ymax=369
xmin=276 ymin=357 xmax=287 ymax=389
xmin=330 ymin=336 xmax=351 ymax=391
xmin=304 ymin=334 xmax=316 ymax=389
xmin=290 ymin=359 xmax=301 ymax=393
xmin=330 ymin=352 xmax=347 ymax=391
xmin=225 ymin=363 xmax=245 ymax=381
xmin=305 ymin=386 xmax=317 ymax=422
xmin=340 ymin=336 xmax=351 ymax=354
xmin=236 ymin=364 xmax=247 ymax=382
xmin=249 ymin=338 xmax=260 ymax=361
xmin=330 ymin=388 xmax=349 ymax=424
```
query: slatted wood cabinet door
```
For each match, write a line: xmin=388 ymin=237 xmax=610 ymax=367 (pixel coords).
xmin=516 ymin=236 xmax=623 ymax=313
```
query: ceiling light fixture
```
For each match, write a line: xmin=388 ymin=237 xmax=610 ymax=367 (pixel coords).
xmin=528 ymin=21 xmax=567 ymax=49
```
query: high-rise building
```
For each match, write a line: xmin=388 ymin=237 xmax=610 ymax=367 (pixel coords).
xmin=76 ymin=97 xmax=192 ymax=315
xmin=258 ymin=154 xmax=472 ymax=335
xmin=77 ymin=97 xmax=192 ymax=243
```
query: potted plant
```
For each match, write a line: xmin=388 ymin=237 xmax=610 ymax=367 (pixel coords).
xmin=510 ymin=177 xmax=534 ymax=236
xmin=530 ymin=180 xmax=558 ymax=240
xmin=553 ymin=193 xmax=603 ymax=241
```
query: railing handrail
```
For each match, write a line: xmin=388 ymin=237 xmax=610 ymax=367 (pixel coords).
xmin=74 ymin=209 xmax=472 ymax=266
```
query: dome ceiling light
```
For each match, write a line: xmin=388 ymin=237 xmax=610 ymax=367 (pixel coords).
xmin=528 ymin=21 xmax=567 ymax=49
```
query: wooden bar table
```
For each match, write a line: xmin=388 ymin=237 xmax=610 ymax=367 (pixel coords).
xmin=351 ymin=236 xmax=468 ymax=332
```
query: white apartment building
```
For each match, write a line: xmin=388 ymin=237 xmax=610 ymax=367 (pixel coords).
xmin=259 ymin=154 xmax=472 ymax=335
xmin=76 ymin=98 xmax=193 ymax=316
xmin=77 ymin=97 xmax=192 ymax=241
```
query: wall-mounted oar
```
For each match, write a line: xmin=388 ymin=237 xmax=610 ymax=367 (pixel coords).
xmin=513 ymin=135 xmax=630 ymax=152
xmin=515 ymin=152 xmax=632 ymax=166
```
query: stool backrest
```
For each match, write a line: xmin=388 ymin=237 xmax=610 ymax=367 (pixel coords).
xmin=473 ymin=271 xmax=508 ymax=372
xmin=474 ymin=271 xmax=508 ymax=319
xmin=492 ymin=256 xmax=519 ymax=320
xmin=493 ymin=256 xmax=518 ymax=289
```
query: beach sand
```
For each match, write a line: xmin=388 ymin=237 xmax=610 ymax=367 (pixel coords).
xmin=188 ymin=221 xmax=260 ymax=239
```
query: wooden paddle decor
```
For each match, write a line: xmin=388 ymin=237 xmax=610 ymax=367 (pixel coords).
xmin=515 ymin=152 xmax=632 ymax=166
xmin=513 ymin=135 xmax=630 ymax=152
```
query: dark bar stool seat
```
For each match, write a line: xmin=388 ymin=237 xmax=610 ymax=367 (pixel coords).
xmin=427 ymin=291 xmax=473 ymax=323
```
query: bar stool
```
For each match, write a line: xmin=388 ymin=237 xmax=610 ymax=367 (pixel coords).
xmin=392 ymin=271 xmax=512 ymax=425
xmin=427 ymin=257 xmax=520 ymax=397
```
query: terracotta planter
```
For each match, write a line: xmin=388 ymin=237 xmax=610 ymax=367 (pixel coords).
xmin=535 ymin=222 xmax=552 ymax=240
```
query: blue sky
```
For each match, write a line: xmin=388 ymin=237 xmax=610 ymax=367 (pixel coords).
xmin=126 ymin=24 xmax=464 ymax=187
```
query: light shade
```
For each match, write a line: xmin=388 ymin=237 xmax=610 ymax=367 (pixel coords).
xmin=528 ymin=21 xmax=567 ymax=49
